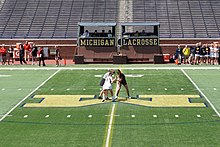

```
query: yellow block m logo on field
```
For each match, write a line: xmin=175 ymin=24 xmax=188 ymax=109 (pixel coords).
xmin=126 ymin=95 xmax=206 ymax=107
xmin=23 ymin=95 xmax=206 ymax=108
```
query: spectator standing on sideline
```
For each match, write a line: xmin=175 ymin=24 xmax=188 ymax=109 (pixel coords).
xmin=188 ymin=46 xmax=195 ymax=65
xmin=194 ymin=43 xmax=201 ymax=65
xmin=0 ymin=44 xmax=7 ymax=65
xmin=7 ymin=45 xmax=14 ymax=65
xmin=175 ymin=44 xmax=182 ymax=64
xmin=38 ymin=47 xmax=45 ymax=66
xmin=24 ymin=41 xmax=31 ymax=61
xmin=204 ymin=44 xmax=210 ymax=64
xmin=200 ymin=44 xmax=206 ymax=64
xmin=210 ymin=43 xmax=214 ymax=65
xmin=31 ymin=44 xmax=38 ymax=65
xmin=182 ymin=45 xmax=190 ymax=64
xmin=55 ymin=45 xmax=61 ymax=67
xmin=213 ymin=43 xmax=219 ymax=65
xmin=19 ymin=44 xmax=27 ymax=65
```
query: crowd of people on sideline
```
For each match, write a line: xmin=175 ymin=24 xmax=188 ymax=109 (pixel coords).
xmin=0 ymin=41 xmax=62 ymax=66
xmin=98 ymin=69 xmax=130 ymax=102
xmin=174 ymin=42 xmax=219 ymax=65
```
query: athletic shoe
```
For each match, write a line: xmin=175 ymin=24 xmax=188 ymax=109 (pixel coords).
xmin=106 ymin=97 xmax=111 ymax=100
xmin=98 ymin=96 xmax=102 ymax=99
xmin=102 ymin=100 xmax=105 ymax=102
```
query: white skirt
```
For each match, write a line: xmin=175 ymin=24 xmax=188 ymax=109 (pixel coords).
xmin=102 ymin=82 xmax=112 ymax=90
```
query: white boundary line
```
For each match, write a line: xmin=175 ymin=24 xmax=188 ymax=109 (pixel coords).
xmin=0 ymin=69 xmax=61 ymax=122
xmin=181 ymin=69 xmax=220 ymax=117
xmin=105 ymin=103 xmax=116 ymax=147
xmin=0 ymin=66 xmax=220 ymax=70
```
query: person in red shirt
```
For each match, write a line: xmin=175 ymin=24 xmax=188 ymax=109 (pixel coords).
xmin=0 ymin=44 xmax=7 ymax=65
xmin=24 ymin=41 xmax=31 ymax=51
xmin=24 ymin=41 xmax=31 ymax=61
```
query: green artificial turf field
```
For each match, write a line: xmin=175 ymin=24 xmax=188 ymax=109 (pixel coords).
xmin=0 ymin=67 xmax=220 ymax=147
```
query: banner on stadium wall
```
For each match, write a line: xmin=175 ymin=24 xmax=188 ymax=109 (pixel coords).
xmin=79 ymin=38 xmax=116 ymax=46
xmin=121 ymin=38 xmax=158 ymax=46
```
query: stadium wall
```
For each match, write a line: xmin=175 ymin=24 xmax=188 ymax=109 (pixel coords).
xmin=0 ymin=38 xmax=219 ymax=61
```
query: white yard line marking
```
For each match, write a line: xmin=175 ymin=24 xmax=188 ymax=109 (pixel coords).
xmin=105 ymin=103 xmax=116 ymax=147
xmin=105 ymin=115 xmax=120 ymax=117
xmin=181 ymin=69 xmax=220 ymax=117
xmin=0 ymin=69 xmax=60 ymax=122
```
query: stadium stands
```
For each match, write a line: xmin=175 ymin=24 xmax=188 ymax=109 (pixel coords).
xmin=133 ymin=0 xmax=220 ymax=38
xmin=0 ymin=0 xmax=219 ymax=39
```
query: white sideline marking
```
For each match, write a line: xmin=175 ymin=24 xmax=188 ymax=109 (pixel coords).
xmin=45 ymin=115 xmax=49 ymax=118
xmin=0 ymin=67 xmax=220 ymax=71
xmin=0 ymin=69 xmax=60 ymax=122
xmin=0 ymin=114 xmax=12 ymax=117
xmin=88 ymin=115 xmax=92 ymax=118
xmin=131 ymin=115 xmax=135 ymax=118
xmin=153 ymin=115 xmax=157 ymax=118
xmin=197 ymin=115 xmax=201 ymax=118
xmin=105 ymin=103 xmax=116 ymax=147
xmin=67 ymin=115 xmax=71 ymax=118
xmin=181 ymin=69 xmax=220 ymax=117
xmin=175 ymin=115 xmax=179 ymax=118
xmin=24 ymin=115 xmax=28 ymax=118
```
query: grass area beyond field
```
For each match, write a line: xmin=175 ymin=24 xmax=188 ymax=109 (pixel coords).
xmin=0 ymin=69 xmax=220 ymax=147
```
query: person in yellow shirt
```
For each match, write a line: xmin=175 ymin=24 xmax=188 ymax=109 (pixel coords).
xmin=182 ymin=45 xmax=190 ymax=64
